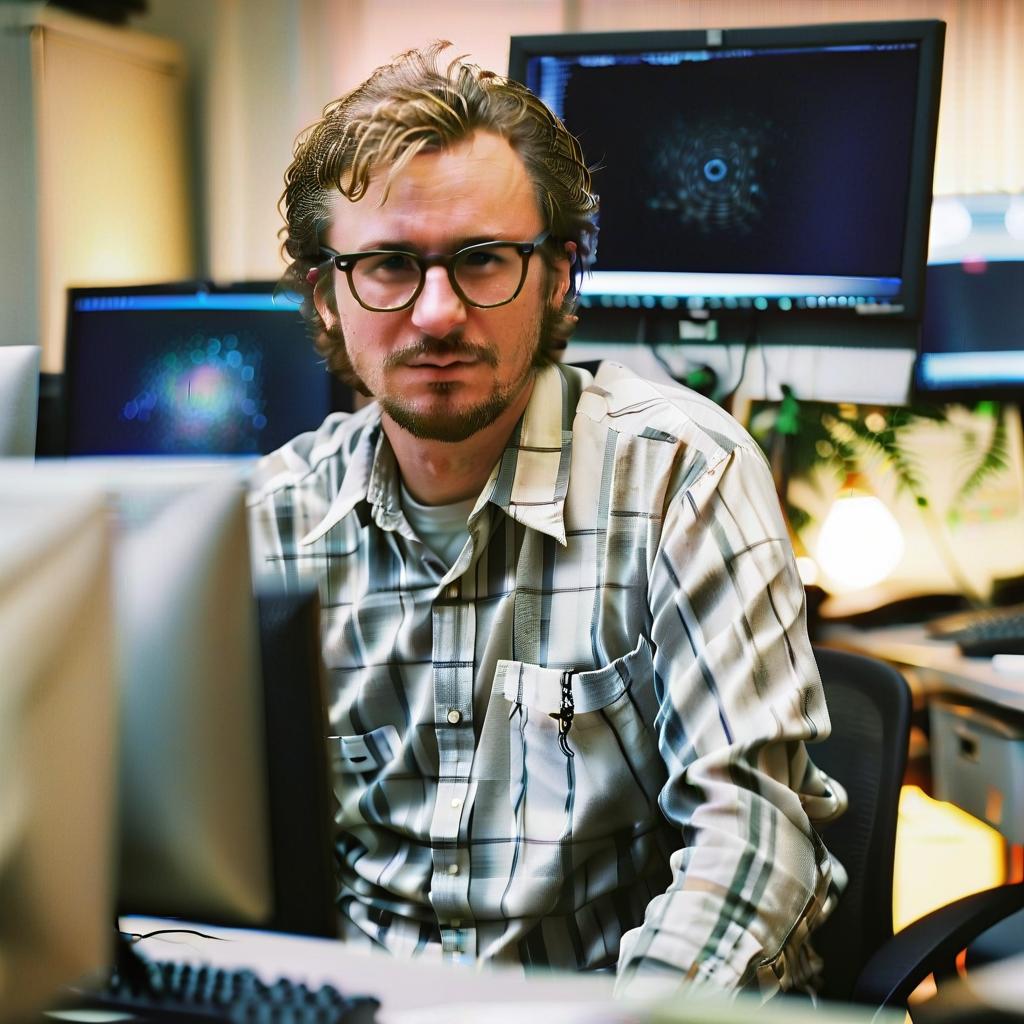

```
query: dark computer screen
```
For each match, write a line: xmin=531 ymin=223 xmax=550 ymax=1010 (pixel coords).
xmin=509 ymin=21 xmax=944 ymax=319
xmin=914 ymin=260 xmax=1024 ymax=401
xmin=63 ymin=284 xmax=348 ymax=457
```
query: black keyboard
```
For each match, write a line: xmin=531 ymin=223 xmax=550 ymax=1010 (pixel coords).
xmin=69 ymin=956 xmax=380 ymax=1023
xmin=926 ymin=602 xmax=1024 ymax=657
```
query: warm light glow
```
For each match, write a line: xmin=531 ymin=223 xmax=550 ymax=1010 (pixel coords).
xmin=795 ymin=556 xmax=819 ymax=586
xmin=929 ymin=197 xmax=973 ymax=252
xmin=816 ymin=488 xmax=904 ymax=590
xmin=894 ymin=786 xmax=1004 ymax=931
xmin=1005 ymin=196 xmax=1024 ymax=241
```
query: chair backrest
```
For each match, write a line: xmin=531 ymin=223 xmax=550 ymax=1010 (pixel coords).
xmin=809 ymin=646 xmax=912 ymax=1002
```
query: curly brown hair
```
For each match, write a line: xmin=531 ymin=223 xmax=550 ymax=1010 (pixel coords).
xmin=278 ymin=42 xmax=598 ymax=389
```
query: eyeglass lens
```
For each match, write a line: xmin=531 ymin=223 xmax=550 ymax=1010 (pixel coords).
xmin=349 ymin=243 xmax=528 ymax=310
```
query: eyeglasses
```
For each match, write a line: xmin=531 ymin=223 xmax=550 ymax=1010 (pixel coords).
xmin=317 ymin=230 xmax=550 ymax=312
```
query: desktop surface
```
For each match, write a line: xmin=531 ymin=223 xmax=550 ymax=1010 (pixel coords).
xmin=118 ymin=916 xmax=897 ymax=1024
xmin=821 ymin=621 xmax=1024 ymax=713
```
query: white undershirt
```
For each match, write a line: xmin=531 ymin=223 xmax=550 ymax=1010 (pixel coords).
xmin=400 ymin=483 xmax=476 ymax=568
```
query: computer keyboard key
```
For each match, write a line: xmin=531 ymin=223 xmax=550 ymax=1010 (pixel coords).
xmin=69 ymin=952 xmax=380 ymax=1024
xmin=925 ymin=602 xmax=1024 ymax=656
xmin=957 ymin=633 xmax=1024 ymax=658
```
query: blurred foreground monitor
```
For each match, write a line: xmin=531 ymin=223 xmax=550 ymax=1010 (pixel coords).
xmin=0 ymin=487 xmax=116 ymax=1021
xmin=0 ymin=459 xmax=336 ymax=1018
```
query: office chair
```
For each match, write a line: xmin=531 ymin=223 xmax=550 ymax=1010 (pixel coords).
xmin=810 ymin=646 xmax=1024 ymax=1014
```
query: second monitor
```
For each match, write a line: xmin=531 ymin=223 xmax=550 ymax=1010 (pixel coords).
xmin=62 ymin=283 xmax=350 ymax=458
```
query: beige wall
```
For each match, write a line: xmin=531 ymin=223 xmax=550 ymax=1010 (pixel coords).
xmin=139 ymin=0 xmax=1024 ymax=282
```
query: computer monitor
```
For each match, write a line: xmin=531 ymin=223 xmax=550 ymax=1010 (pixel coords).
xmin=113 ymin=466 xmax=274 ymax=921
xmin=509 ymin=21 xmax=944 ymax=321
xmin=913 ymin=259 xmax=1024 ymax=401
xmin=0 ymin=460 xmax=274 ymax=924
xmin=0 ymin=487 xmax=117 ymax=1020
xmin=0 ymin=345 xmax=40 ymax=456
xmin=62 ymin=283 xmax=350 ymax=457
xmin=0 ymin=460 xmax=339 ymax=1017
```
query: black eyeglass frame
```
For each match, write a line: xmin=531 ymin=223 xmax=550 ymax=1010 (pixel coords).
xmin=316 ymin=230 xmax=552 ymax=312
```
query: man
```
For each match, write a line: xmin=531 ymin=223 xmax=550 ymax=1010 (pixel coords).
xmin=249 ymin=44 xmax=845 ymax=1000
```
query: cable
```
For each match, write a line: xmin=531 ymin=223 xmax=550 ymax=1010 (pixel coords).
xmin=123 ymin=928 xmax=227 ymax=944
xmin=719 ymin=319 xmax=760 ymax=409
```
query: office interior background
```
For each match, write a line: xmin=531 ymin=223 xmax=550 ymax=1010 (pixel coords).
xmin=2 ymin=0 xmax=1024 ymax=1018
xmin=4 ymin=0 xmax=1023 ymax=593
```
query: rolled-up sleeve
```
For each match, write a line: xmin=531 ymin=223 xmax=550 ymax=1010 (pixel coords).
xmin=615 ymin=443 xmax=847 ymax=1001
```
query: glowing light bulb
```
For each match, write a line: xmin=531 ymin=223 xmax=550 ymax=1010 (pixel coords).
xmin=816 ymin=475 xmax=905 ymax=591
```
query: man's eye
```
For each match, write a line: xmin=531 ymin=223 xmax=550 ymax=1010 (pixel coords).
xmin=365 ymin=253 xmax=418 ymax=274
xmin=460 ymin=248 xmax=509 ymax=270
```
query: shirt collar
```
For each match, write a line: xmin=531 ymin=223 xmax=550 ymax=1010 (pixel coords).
xmin=480 ymin=363 xmax=575 ymax=546
xmin=299 ymin=416 xmax=386 ymax=546
xmin=300 ymin=363 xmax=578 ymax=548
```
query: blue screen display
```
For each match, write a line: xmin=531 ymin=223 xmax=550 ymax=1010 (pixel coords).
xmin=916 ymin=260 xmax=1024 ymax=396
xmin=64 ymin=288 xmax=341 ymax=456
xmin=523 ymin=40 xmax=923 ymax=313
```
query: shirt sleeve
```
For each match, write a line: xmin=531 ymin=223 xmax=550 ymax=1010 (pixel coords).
xmin=614 ymin=443 xmax=847 ymax=1001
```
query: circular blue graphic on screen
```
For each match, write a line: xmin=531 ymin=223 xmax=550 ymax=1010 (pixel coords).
xmin=703 ymin=158 xmax=728 ymax=183
xmin=648 ymin=118 xmax=774 ymax=235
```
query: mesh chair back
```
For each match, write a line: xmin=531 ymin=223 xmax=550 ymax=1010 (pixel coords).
xmin=809 ymin=646 xmax=912 ymax=1002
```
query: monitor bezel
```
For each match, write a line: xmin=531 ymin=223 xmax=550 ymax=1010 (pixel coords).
xmin=508 ymin=20 xmax=945 ymax=322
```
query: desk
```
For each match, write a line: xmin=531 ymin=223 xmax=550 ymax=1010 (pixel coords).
xmin=122 ymin=916 xmax=894 ymax=1024
xmin=822 ymin=623 xmax=1024 ymax=713
xmin=822 ymin=624 xmax=1024 ymax=848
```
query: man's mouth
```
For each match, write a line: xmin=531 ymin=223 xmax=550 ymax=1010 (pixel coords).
xmin=404 ymin=354 xmax=479 ymax=368
xmin=386 ymin=338 xmax=498 ymax=371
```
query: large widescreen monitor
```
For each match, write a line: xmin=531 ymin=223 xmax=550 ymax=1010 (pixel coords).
xmin=913 ymin=259 xmax=1024 ymax=401
xmin=62 ymin=283 xmax=350 ymax=457
xmin=509 ymin=21 xmax=944 ymax=320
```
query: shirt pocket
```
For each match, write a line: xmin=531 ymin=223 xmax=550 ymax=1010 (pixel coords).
xmin=329 ymin=723 xmax=400 ymax=775
xmin=495 ymin=636 xmax=665 ymax=843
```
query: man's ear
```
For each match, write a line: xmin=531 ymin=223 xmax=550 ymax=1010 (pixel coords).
xmin=549 ymin=241 xmax=577 ymax=308
xmin=311 ymin=273 xmax=339 ymax=331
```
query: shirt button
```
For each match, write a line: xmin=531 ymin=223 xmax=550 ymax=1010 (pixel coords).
xmin=446 ymin=709 xmax=462 ymax=725
xmin=451 ymin=797 xmax=462 ymax=809
xmin=447 ymin=863 xmax=460 ymax=876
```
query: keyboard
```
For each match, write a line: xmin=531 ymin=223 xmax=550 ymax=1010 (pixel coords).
xmin=69 ymin=955 xmax=380 ymax=1023
xmin=926 ymin=602 xmax=1024 ymax=657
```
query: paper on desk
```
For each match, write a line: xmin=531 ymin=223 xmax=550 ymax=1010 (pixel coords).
xmin=384 ymin=994 xmax=894 ymax=1024
xmin=993 ymin=654 xmax=1024 ymax=675
xmin=383 ymin=1003 xmax=635 ymax=1024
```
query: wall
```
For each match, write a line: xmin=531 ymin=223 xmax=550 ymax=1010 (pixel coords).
xmin=136 ymin=0 xmax=1024 ymax=283
xmin=138 ymin=0 xmax=569 ymax=281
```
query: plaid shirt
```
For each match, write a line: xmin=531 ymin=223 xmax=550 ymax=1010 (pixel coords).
xmin=248 ymin=361 xmax=846 ymax=999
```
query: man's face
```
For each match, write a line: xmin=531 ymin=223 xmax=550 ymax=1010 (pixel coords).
xmin=315 ymin=131 xmax=571 ymax=443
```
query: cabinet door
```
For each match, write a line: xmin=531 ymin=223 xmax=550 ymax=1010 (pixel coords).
xmin=33 ymin=18 xmax=193 ymax=371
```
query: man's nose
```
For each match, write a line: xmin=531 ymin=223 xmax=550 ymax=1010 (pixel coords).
xmin=410 ymin=266 xmax=467 ymax=338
